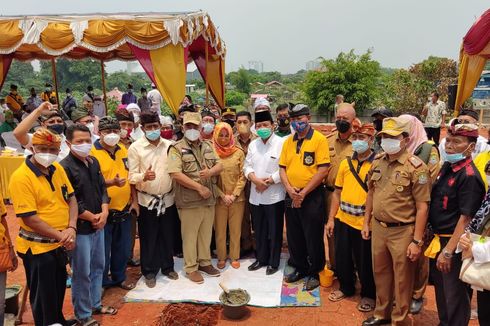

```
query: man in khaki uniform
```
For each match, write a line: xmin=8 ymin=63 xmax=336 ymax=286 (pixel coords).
xmin=325 ymin=103 xmax=355 ymax=270
xmin=168 ymin=112 xmax=223 ymax=284
xmin=361 ymin=117 xmax=431 ymax=326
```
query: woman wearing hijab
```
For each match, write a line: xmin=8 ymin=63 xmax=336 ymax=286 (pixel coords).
xmin=213 ymin=122 xmax=247 ymax=269
xmin=399 ymin=114 xmax=441 ymax=315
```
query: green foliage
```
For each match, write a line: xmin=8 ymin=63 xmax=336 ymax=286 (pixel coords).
xmin=106 ymin=71 xmax=151 ymax=92
xmin=225 ymin=90 xmax=247 ymax=106
xmin=228 ymin=68 xmax=252 ymax=94
xmin=302 ymin=50 xmax=382 ymax=113
xmin=2 ymin=61 xmax=43 ymax=97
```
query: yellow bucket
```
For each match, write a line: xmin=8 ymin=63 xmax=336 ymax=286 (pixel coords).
xmin=319 ymin=267 xmax=334 ymax=288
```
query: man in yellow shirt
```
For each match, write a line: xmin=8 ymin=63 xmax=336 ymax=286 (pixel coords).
xmin=9 ymin=128 xmax=78 ymax=326
xmin=40 ymin=83 xmax=57 ymax=105
xmin=5 ymin=84 xmax=24 ymax=121
xmin=90 ymin=116 xmax=138 ymax=290
xmin=279 ymin=104 xmax=330 ymax=291
xmin=325 ymin=120 xmax=376 ymax=312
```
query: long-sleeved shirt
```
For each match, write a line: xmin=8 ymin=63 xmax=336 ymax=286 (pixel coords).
xmin=137 ymin=97 xmax=152 ymax=113
xmin=243 ymin=133 xmax=286 ymax=205
xmin=60 ymin=152 xmax=109 ymax=234
xmin=127 ymin=136 xmax=174 ymax=208
xmin=216 ymin=149 xmax=246 ymax=203
xmin=122 ymin=92 xmax=137 ymax=105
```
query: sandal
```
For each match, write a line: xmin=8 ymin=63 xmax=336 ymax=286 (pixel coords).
xmin=231 ymin=260 xmax=240 ymax=269
xmin=217 ymin=260 xmax=226 ymax=269
xmin=328 ymin=290 xmax=346 ymax=302
xmin=118 ymin=280 xmax=136 ymax=290
xmin=357 ymin=297 xmax=376 ymax=312
xmin=93 ymin=305 xmax=118 ymax=315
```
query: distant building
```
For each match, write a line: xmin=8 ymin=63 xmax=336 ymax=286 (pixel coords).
xmin=186 ymin=69 xmax=202 ymax=81
xmin=186 ymin=84 xmax=196 ymax=93
xmin=248 ymin=60 xmax=264 ymax=73
xmin=306 ymin=59 xmax=321 ymax=71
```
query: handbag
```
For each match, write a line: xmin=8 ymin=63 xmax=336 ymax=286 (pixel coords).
xmin=0 ymin=240 xmax=13 ymax=272
xmin=459 ymin=232 xmax=490 ymax=291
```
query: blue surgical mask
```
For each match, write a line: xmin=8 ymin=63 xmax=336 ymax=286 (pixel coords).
xmin=352 ymin=140 xmax=369 ymax=154
xmin=445 ymin=152 xmax=466 ymax=164
xmin=145 ymin=130 xmax=160 ymax=141
xmin=291 ymin=121 xmax=309 ymax=133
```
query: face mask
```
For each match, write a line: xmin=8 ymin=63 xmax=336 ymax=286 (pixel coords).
xmin=161 ymin=130 xmax=173 ymax=139
xmin=46 ymin=88 xmax=52 ymax=92
xmin=291 ymin=121 xmax=309 ymax=133
xmin=185 ymin=128 xmax=200 ymax=142
xmin=103 ymin=133 xmax=120 ymax=147
xmin=11 ymin=90 xmax=17 ymax=95
xmin=34 ymin=152 xmax=57 ymax=167
xmin=335 ymin=120 xmax=351 ymax=134
xmin=278 ymin=117 xmax=290 ymax=128
xmin=128 ymin=89 xmax=133 ymax=94
xmin=352 ymin=140 xmax=369 ymax=154
xmin=373 ymin=119 xmax=383 ymax=132
xmin=71 ymin=143 xmax=92 ymax=158
xmin=145 ymin=129 xmax=160 ymax=141
xmin=445 ymin=153 xmax=466 ymax=164
xmin=66 ymin=93 xmax=72 ymax=98
xmin=237 ymin=123 xmax=250 ymax=135
xmin=224 ymin=119 xmax=235 ymax=128
xmin=202 ymin=123 xmax=215 ymax=135
xmin=86 ymin=123 xmax=94 ymax=135
xmin=257 ymin=127 xmax=272 ymax=140
xmin=48 ymin=124 xmax=65 ymax=135
xmin=142 ymin=93 xmax=147 ymax=97
xmin=381 ymin=138 xmax=402 ymax=155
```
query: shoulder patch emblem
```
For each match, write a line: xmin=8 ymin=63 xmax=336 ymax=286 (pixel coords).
xmin=429 ymin=153 xmax=439 ymax=165
xmin=417 ymin=172 xmax=428 ymax=185
xmin=409 ymin=156 xmax=422 ymax=168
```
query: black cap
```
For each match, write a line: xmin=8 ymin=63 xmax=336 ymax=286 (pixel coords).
xmin=289 ymin=104 xmax=310 ymax=118
xmin=459 ymin=108 xmax=479 ymax=121
xmin=371 ymin=107 xmax=393 ymax=118
xmin=255 ymin=110 xmax=273 ymax=123
xmin=222 ymin=107 xmax=237 ymax=116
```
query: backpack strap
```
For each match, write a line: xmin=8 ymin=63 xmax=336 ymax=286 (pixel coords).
xmin=347 ymin=156 xmax=368 ymax=193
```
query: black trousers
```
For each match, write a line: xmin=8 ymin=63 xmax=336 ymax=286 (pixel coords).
xmin=478 ymin=290 xmax=490 ymax=325
xmin=250 ymin=201 xmax=285 ymax=268
xmin=172 ymin=206 xmax=183 ymax=256
xmin=430 ymin=238 xmax=470 ymax=326
xmin=424 ymin=127 xmax=441 ymax=145
xmin=19 ymin=248 xmax=68 ymax=326
xmin=334 ymin=219 xmax=375 ymax=299
xmin=138 ymin=205 xmax=177 ymax=277
xmin=285 ymin=186 xmax=326 ymax=277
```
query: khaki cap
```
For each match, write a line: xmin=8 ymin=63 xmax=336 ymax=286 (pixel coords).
xmin=378 ymin=117 xmax=410 ymax=137
xmin=183 ymin=112 xmax=202 ymax=125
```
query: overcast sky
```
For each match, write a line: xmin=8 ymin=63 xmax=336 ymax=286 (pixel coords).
xmin=1 ymin=0 xmax=488 ymax=73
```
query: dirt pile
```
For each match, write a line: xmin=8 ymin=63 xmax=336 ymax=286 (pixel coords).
xmin=154 ymin=303 xmax=221 ymax=326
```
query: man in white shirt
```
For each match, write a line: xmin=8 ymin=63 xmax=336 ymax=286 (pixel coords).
xmin=127 ymin=112 xmax=178 ymax=288
xmin=243 ymin=110 xmax=286 ymax=275
xmin=422 ymin=92 xmax=446 ymax=146
xmin=147 ymin=84 xmax=163 ymax=114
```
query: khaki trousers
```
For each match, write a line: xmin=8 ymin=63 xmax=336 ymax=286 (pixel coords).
xmin=412 ymin=245 xmax=429 ymax=300
xmin=178 ymin=206 xmax=215 ymax=273
xmin=215 ymin=201 xmax=245 ymax=261
xmin=372 ymin=220 xmax=416 ymax=326
xmin=240 ymin=182 xmax=255 ymax=251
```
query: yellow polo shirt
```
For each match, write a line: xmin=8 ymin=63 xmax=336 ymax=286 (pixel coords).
xmin=279 ymin=128 xmax=330 ymax=188
xmin=9 ymin=159 xmax=74 ymax=254
xmin=5 ymin=93 xmax=24 ymax=111
xmin=474 ymin=151 xmax=490 ymax=190
xmin=0 ymin=194 xmax=7 ymax=244
xmin=90 ymin=140 xmax=131 ymax=211
xmin=335 ymin=154 xmax=375 ymax=230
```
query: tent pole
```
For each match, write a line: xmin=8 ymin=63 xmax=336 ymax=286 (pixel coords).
xmin=51 ymin=58 xmax=60 ymax=107
xmin=100 ymin=60 xmax=108 ymax=115
xmin=205 ymin=40 xmax=209 ymax=106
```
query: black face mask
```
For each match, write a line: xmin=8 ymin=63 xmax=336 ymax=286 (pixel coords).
xmin=335 ymin=120 xmax=351 ymax=134
xmin=224 ymin=119 xmax=235 ymax=128
xmin=48 ymin=124 xmax=65 ymax=135
xmin=278 ymin=117 xmax=290 ymax=128
xmin=373 ymin=119 xmax=383 ymax=132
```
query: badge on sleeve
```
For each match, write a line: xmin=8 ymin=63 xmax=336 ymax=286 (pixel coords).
xmin=429 ymin=153 xmax=439 ymax=165
xmin=417 ymin=172 xmax=428 ymax=185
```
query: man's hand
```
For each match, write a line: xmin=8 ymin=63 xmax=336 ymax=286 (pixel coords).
xmin=459 ymin=231 xmax=473 ymax=260
xmin=436 ymin=252 xmax=452 ymax=274
xmin=326 ymin=219 xmax=335 ymax=237
xmin=406 ymin=242 xmax=421 ymax=262
xmin=8 ymin=247 xmax=18 ymax=272
xmin=361 ymin=224 xmax=371 ymax=240
xmin=91 ymin=213 xmax=101 ymax=227
xmin=440 ymin=122 xmax=446 ymax=129
xmin=253 ymin=177 xmax=269 ymax=193
xmin=59 ymin=228 xmax=76 ymax=250
xmin=36 ymin=101 xmax=55 ymax=115
xmin=113 ymin=174 xmax=126 ymax=187
xmin=198 ymin=185 xmax=212 ymax=199
xmin=143 ymin=165 xmax=156 ymax=181
xmin=130 ymin=201 xmax=140 ymax=217
xmin=199 ymin=168 xmax=212 ymax=180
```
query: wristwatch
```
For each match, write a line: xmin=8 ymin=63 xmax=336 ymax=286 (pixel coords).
xmin=411 ymin=239 xmax=424 ymax=247
xmin=442 ymin=248 xmax=453 ymax=259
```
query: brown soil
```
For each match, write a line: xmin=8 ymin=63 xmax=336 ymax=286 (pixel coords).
xmin=153 ymin=303 xmax=221 ymax=326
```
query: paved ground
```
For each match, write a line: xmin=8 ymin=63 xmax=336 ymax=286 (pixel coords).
xmin=4 ymin=205 xmax=480 ymax=325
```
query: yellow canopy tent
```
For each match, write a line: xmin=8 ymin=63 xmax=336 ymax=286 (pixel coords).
xmin=0 ymin=11 xmax=226 ymax=114
xmin=455 ymin=8 xmax=490 ymax=115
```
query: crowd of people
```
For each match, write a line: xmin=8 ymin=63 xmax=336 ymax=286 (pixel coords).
xmin=0 ymin=84 xmax=489 ymax=326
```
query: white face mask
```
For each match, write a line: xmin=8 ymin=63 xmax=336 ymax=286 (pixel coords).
xmin=86 ymin=123 xmax=94 ymax=135
xmin=34 ymin=152 xmax=57 ymax=167
xmin=185 ymin=128 xmax=200 ymax=142
xmin=71 ymin=143 xmax=92 ymax=158
xmin=103 ymin=133 xmax=120 ymax=147
xmin=120 ymin=129 xmax=128 ymax=139
xmin=202 ymin=123 xmax=214 ymax=135
xmin=381 ymin=138 xmax=402 ymax=155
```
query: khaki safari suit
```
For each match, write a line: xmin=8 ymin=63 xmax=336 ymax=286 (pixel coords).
xmin=368 ymin=151 xmax=431 ymax=325
xmin=167 ymin=138 xmax=220 ymax=273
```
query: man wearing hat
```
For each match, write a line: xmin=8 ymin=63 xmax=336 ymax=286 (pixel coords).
xmin=138 ymin=88 xmax=152 ymax=113
xmin=253 ymin=97 xmax=271 ymax=112
xmin=71 ymin=107 xmax=99 ymax=143
xmin=115 ymin=107 xmax=136 ymax=149
xmin=147 ymin=83 xmax=163 ymax=113
xmin=9 ymin=128 xmax=78 ymax=326
xmin=61 ymin=88 xmax=77 ymax=120
xmin=25 ymin=88 xmax=43 ymax=114
xmin=200 ymin=109 xmax=216 ymax=141
xmin=244 ymin=110 xmax=286 ymax=275
xmin=371 ymin=107 xmax=394 ymax=154
xmin=361 ymin=116 xmax=431 ymax=326
xmin=426 ymin=121 xmax=485 ymax=326
xmin=91 ymin=116 xmax=138 ymax=290
xmin=5 ymin=84 xmax=24 ymax=121
xmin=279 ymin=104 xmax=330 ymax=290
xmin=175 ymin=105 xmax=196 ymax=141
xmin=326 ymin=120 xmax=376 ymax=311
xmin=222 ymin=107 xmax=237 ymax=129
xmin=168 ymin=112 xmax=223 ymax=284
xmin=122 ymin=84 xmax=137 ymax=105
xmin=41 ymin=83 xmax=58 ymax=105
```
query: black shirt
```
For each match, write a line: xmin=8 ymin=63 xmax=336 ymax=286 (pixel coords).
xmin=428 ymin=158 xmax=485 ymax=234
xmin=60 ymin=152 xmax=109 ymax=234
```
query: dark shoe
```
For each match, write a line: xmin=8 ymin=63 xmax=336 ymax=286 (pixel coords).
xmin=248 ymin=261 xmax=264 ymax=271
xmin=198 ymin=264 xmax=220 ymax=277
xmin=285 ymin=271 xmax=305 ymax=283
xmin=410 ymin=297 xmax=424 ymax=315
xmin=304 ymin=277 xmax=320 ymax=291
xmin=144 ymin=274 xmax=156 ymax=288
xmin=175 ymin=253 xmax=183 ymax=258
xmin=127 ymin=258 xmax=140 ymax=267
xmin=362 ymin=317 xmax=392 ymax=326
xmin=163 ymin=270 xmax=179 ymax=280
xmin=64 ymin=319 xmax=78 ymax=326
xmin=266 ymin=266 xmax=278 ymax=275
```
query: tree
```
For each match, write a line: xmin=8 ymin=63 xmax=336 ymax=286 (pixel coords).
xmin=1 ymin=60 xmax=41 ymax=96
xmin=302 ymin=50 xmax=382 ymax=113
xmin=228 ymin=68 xmax=251 ymax=94
xmin=225 ymin=90 xmax=247 ymax=106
